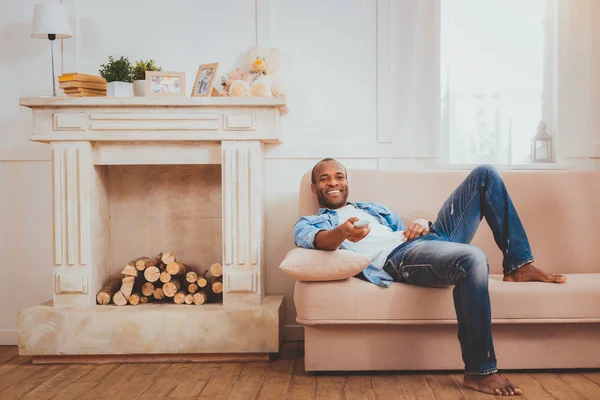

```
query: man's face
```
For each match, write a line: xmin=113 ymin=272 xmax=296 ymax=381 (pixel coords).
xmin=311 ymin=161 xmax=349 ymax=209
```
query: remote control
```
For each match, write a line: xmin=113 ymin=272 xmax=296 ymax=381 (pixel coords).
xmin=353 ymin=220 xmax=370 ymax=228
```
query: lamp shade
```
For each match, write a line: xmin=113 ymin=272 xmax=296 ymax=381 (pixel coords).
xmin=31 ymin=3 xmax=72 ymax=39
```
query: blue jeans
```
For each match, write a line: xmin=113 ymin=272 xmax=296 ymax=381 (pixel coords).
xmin=382 ymin=165 xmax=534 ymax=375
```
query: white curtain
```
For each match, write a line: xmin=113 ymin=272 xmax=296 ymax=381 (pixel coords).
xmin=386 ymin=0 xmax=441 ymax=166
xmin=386 ymin=0 xmax=600 ymax=168
xmin=549 ymin=0 xmax=600 ymax=163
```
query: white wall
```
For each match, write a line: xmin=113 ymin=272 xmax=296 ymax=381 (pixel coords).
xmin=1 ymin=0 xmax=599 ymax=344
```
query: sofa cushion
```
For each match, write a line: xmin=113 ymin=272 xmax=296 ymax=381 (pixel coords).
xmin=279 ymin=248 xmax=371 ymax=282
xmin=294 ymin=273 xmax=600 ymax=323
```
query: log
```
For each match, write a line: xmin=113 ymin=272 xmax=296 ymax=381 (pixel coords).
xmin=144 ymin=266 xmax=161 ymax=283
xmin=129 ymin=293 xmax=141 ymax=306
xmin=144 ymin=253 xmax=163 ymax=269
xmin=113 ymin=291 xmax=128 ymax=306
xmin=166 ymin=262 xmax=188 ymax=276
xmin=153 ymin=287 xmax=165 ymax=300
xmin=134 ymin=257 xmax=150 ymax=271
xmin=184 ymin=294 xmax=194 ymax=305
xmin=141 ymin=282 xmax=155 ymax=297
xmin=159 ymin=271 xmax=172 ymax=283
xmin=140 ymin=295 xmax=150 ymax=304
xmin=187 ymin=283 xmax=199 ymax=294
xmin=161 ymin=252 xmax=176 ymax=264
xmin=96 ymin=278 xmax=121 ymax=305
xmin=209 ymin=277 xmax=223 ymax=294
xmin=210 ymin=263 xmax=223 ymax=277
xmin=185 ymin=271 xmax=198 ymax=283
xmin=121 ymin=263 xmax=138 ymax=277
xmin=120 ymin=276 xmax=135 ymax=299
xmin=163 ymin=279 xmax=182 ymax=298
xmin=173 ymin=291 xmax=188 ymax=305
xmin=192 ymin=291 xmax=207 ymax=305
xmin=197 ymin=276 xmax=207 ymax=288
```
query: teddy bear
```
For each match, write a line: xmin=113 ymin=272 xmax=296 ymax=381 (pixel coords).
xmin=228 ymin=47 xmax=284 ymax=99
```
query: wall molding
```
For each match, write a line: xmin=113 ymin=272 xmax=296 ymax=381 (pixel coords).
xmin=255 ymin=0 xmax=272 ymax=47
xmin=0 ymin=329 xmax=16 ymax=345
xmin=376 ymin=0 xmax=392 ymax=143
xmin=283 ymin=324 xmax=304 ymax=341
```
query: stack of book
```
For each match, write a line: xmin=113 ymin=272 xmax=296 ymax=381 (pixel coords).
xmin=59 ymin=73 xmax=107 ymax=97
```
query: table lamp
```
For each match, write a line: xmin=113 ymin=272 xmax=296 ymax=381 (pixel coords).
xmin=31 ymin=3 xmax=72 ymax=96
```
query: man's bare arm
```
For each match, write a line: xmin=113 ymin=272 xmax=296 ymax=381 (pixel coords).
xmin=314 ymin=217 xmax=370 ymax=251
xmin=314 ymin=226 xmax=347 ymax=251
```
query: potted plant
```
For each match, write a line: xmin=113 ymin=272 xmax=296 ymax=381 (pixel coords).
xmin=99 ymin=56 xmax=133 ymax=97
xmin=132 ymin=58 xmax=162 ymax=96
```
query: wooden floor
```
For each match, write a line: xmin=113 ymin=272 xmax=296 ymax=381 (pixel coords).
xmin=2 ymin=343 xmax=600 ymax=399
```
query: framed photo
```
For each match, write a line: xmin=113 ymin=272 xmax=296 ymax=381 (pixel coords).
xmin=145 ymin=71 xmax=186 ymax=97
xmin=192 ymin=63 xmax=219 ymax=97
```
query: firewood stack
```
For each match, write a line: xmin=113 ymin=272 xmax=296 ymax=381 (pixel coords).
xmin=96 ymin=252 xmax=224 ymax=306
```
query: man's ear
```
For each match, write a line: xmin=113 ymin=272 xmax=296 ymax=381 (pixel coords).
xmin=311 ymin=184 xmax=316 ymax=194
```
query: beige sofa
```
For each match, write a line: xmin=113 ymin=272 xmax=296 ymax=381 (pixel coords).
xmin=291 ymin=169 xmax=600 ymax=372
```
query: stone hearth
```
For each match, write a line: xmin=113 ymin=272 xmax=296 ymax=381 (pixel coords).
xmin=18 ymin=97 xmax=285 ymax=359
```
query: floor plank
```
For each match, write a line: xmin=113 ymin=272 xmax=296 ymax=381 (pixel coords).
xmin=559 ymin=373 xmax=600 ymax=400
xmin=0 ymin=346 xmax=19 ymax=364
xmin=0 ymin=357 xmax=41 ymax=392
xmin=345 ymin=375 xmax=376 ymax=400
xmin=315 ymin=375 xmax=346 ymax=400
xmin=136 ymin=363 xmax=190 ymax=398
xmin=49 ymin=364 xmax=119 ymax=400
xmin=21 ymin=364 xmax=95 ymax=400
xmin=0 ymin=365 xmax=69 ymax=399
xmin=197 ymin=362 xmax=244 ymax=399
xmin=286 ymin=345 xmax=317 ymax=400
xmin=72 ymin=363 xmax=141 ymax=399
xmin=400 ymin=374 xmax=436 ymax=400
xmin=168 ymin=363 xmax=219 ymax=399
xmin=531 ymin=374 xmax=586 ymax=400
xmin=581 ymin=372 xmax=600 ymax=387
xmin=426 ymin=374 xmax=466 ymax=399
xmin=504 ymin=373 xmax=556 ymax=400
xmin=372 ymin=375 xmax=406 ymax=400
xmin=254 ymin=342 xmax=299 ymax=400
xmin=227 ymin=361 xmax=269 ymax=400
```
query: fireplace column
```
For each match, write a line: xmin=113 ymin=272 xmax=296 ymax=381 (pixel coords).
xmin=221 ymin=141 xmax=265 ymax=306
xmin=49 ymin=141 xmax=110 ymax=308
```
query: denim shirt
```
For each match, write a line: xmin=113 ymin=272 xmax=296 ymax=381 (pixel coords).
xmin=293 ymin=202 xmax=406 ymax=288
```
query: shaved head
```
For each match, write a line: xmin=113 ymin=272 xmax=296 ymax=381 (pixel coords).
xmin=311 ymin=158 xmax=347 ymax=184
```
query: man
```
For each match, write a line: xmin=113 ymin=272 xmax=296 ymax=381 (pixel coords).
xmin=294 ymin=158 xmax=566 ymax=397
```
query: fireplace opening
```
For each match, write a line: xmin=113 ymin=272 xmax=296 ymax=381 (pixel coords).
xmin=97 ymin=164 xmax=223 ymax=306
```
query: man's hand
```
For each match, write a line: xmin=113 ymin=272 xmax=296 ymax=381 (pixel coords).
xmin=340 ymin=217 xmax=371 ymax=242
xmin=403 ymin=219 xmax=430 ymax=241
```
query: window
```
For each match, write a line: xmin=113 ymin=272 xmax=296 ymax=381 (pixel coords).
xmin=441 ymin=0 xmax=548 ymax=165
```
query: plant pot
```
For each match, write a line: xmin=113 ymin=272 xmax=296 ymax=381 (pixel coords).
xmin=133 ymin=80 xmax=146 ymax=97
xmin=107 ymin=81 xmax=133 ymax=97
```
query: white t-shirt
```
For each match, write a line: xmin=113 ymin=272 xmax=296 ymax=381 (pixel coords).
xmin=335 ymin=204 xmax=407 ymax=269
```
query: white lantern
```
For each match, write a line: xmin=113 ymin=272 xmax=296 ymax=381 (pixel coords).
xmin=531 ymin=121 xmax=553 ymax=163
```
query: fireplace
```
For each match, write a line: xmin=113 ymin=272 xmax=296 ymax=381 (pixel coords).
xmin=18 ymin=97 xmax=284 ymax=360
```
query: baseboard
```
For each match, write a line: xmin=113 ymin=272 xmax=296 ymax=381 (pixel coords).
xmin=0 ymin=329 xmax=17 ymax=345
xmin=283 ymin=324 xmax=304 ymax=341
xmin=0 ymin=144 xmax=50 ymax=161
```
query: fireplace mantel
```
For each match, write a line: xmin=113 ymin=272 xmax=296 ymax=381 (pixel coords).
xmin=17 ymin=96 xmax=285 ymax=359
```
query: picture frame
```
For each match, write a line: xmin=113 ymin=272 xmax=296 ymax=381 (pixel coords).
xmin=145 ymin=71 xmax=186 ymax=97
xmin=192 ymin=63 xmax=219 ymax=97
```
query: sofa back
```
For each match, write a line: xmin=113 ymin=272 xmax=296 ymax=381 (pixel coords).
xmin=299 ymin=169 xmax=600 ymax=274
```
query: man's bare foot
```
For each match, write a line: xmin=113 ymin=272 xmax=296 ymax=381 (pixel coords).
xmin=503 ymin=263 xmax=566 ymax=283
xmin=464 ymin=372 xmax=522 ymax=396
